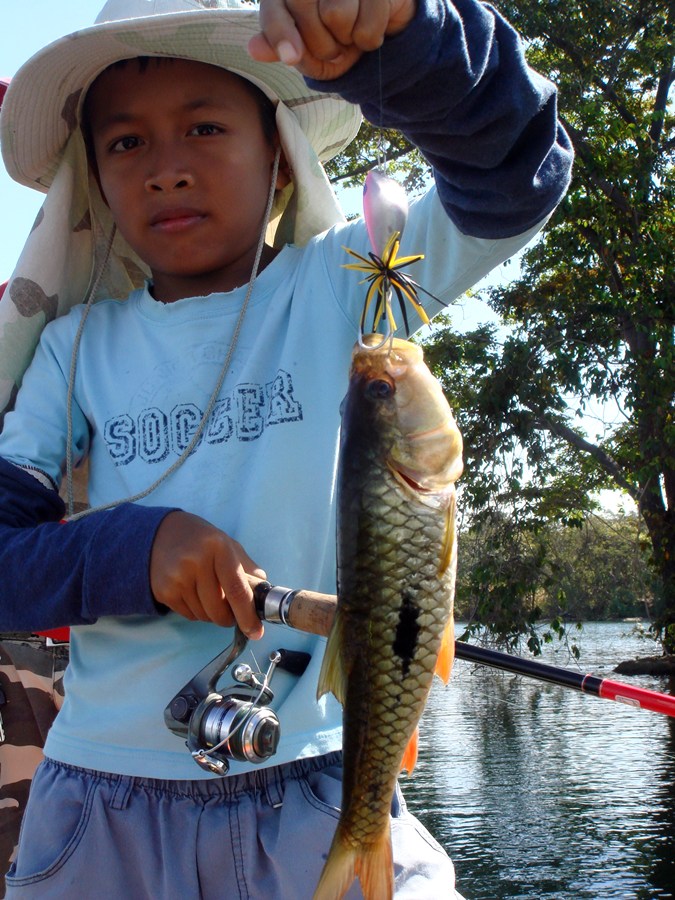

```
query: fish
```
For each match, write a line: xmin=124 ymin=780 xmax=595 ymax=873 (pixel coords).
xmin=314 ymin=334 xmax=463 ymax=900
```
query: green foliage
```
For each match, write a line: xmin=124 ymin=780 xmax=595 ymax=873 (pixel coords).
xmin=456 ymin=513 xmax=654 ymax=654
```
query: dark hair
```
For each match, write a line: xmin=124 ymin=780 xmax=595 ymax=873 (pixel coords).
xmin=81 ymin=56 xmax=278 ymax=163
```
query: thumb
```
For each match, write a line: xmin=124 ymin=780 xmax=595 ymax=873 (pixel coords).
xmin=247 ymin=32 xmax=302 ymax=65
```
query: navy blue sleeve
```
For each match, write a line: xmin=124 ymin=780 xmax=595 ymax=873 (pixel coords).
xmin=0 ymin=457 xmax=177 ymax=631
xmin=308 ymin=0 xmax=573 ymax=239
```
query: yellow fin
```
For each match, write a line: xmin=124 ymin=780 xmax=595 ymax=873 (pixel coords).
xmin=437 ymin=494 xmax=456 ymax=575
xmin=400 ymin=725 xmax=419 ymax=774
xmin=356 ymin=830 xmax=394 ymax=900
xmin=313 ymin=829 xmax=394 ymax=900
xmin=435 ymin=617 xmax=455 ymax=685
xmin=317 ymin=608 xmax=346 ymax=704
xmin=313 ymin=837 xmax=356 ymax=900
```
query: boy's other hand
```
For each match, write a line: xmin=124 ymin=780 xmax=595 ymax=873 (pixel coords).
xmin=248 ymin=0 xmax=417 ymax=81
xmin=150 ymin=511 xmax=266 ymax=638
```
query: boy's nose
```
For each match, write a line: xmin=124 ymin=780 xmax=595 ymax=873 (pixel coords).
xmin=144 ymin=170 xmax=195 ymax=193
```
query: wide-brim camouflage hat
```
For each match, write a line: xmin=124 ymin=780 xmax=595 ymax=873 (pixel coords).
xmin=1 ymin=0 xmax=362 ymax=192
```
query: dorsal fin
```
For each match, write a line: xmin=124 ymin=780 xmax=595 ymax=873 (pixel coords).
xmin=317 ymin=608 xmax=347 ymax=704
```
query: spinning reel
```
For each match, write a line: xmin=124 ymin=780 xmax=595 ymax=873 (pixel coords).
xmin=164 ymin=582 xmax=311 ymax=776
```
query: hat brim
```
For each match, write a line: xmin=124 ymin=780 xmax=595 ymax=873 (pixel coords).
xmin=1 ymin=7 xmax=361 ymax=191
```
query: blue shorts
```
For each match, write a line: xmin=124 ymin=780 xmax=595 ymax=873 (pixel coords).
xmin=5 ymin=754 xmax=460 ymax=899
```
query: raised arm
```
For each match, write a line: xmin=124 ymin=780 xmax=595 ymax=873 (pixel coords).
xmin=252 ymin=0 xmax=573 ymax=238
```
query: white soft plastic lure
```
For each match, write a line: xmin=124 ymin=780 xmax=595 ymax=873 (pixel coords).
xmin=363 ymin=168 xmax=409 ymax=258
xmin=343 ymin=169 xmax=439 ymax=342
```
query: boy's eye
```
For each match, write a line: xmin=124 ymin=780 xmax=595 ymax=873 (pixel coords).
xmin=190 ymin=123 xmax=223 ymax=137
xmin=109 ymin=135 xmax=142 ymax=153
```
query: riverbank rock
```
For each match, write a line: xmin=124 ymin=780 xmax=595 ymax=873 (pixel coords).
xmin=614 ymin=655 xmax=675 ymax=676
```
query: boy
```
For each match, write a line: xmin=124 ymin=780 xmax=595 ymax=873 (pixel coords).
xmin=0 ymin=0 xmax=573 ymax=896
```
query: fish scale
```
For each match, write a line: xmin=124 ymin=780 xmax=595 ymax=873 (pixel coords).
xmin=315 ymin=336 xmax=462 ymax=900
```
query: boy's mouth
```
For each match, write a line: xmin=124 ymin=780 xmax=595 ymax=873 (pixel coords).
xmin=150 ymin=208 xmax=206 ymax=232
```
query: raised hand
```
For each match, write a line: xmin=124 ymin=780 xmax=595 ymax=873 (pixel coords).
xmin=248 ymin=0 xmax=417 ymax=81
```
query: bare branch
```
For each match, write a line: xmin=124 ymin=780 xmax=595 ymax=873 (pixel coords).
xmin=533 ymin=413 xmax=640 ymax=500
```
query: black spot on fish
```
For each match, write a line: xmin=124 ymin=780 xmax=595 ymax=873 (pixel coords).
xmin=393 ymin=590 xmax=421 ymax=675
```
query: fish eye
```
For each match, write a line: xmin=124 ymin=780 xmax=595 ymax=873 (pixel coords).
xmin=366 ymin=378 xmax=395 ymax=400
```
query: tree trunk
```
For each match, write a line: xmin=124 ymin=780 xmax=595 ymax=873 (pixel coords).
xmin=644 ymin=506 xmax=675 ymax=654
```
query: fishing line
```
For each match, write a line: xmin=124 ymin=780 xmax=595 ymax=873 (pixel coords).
xmin=65 ymin=223 xmax=117 ymax=516
xmin=358 ymin=46 xmax=394 ymax=353
xmin=193 ymin=648 xmax=280 ymax=763
xmin=376 ymin=47 xmax=386 ymax=170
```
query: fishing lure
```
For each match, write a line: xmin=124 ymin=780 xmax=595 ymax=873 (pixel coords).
xmin=343 ymin=169 xmax=441 ymax=342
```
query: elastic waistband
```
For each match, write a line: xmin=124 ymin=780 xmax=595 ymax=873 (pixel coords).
xmin=42 ymin=751 xmax=342 ymax=805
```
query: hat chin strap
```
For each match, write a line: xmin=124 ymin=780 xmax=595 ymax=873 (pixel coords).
xmin=66 ymin=147 xmax=282 ymax=519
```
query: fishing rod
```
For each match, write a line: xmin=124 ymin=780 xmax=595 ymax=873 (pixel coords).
xmin=252 ymin=580 xmax=675 ymax=719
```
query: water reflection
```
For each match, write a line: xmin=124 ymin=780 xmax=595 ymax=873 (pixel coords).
xmin=402 ymin=623 xmax=675 ymax=899
xmin=639 ymin=711 xmax=675 ymax=899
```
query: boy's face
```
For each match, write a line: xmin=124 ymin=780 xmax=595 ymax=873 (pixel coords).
xmin=86 ymin=59 xmax=287 ymax=303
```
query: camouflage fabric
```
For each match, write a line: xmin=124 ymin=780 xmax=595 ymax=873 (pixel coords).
xmin=0 ymin=639 xmax=67 ymax=898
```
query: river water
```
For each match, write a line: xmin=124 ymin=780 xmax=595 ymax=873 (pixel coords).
xmin=403 ymin=621 xmax=675 ymax=899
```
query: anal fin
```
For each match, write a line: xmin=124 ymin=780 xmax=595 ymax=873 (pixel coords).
xmin=435 ymin=617 xmax=455 ymax=685
xmin=400 ymin=725 xmax=419 ymax=774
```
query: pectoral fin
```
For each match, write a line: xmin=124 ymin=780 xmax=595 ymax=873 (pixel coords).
xmin=317 ymin=608 xmax=347 ymax=705
xmin=437 ymin=495 xmax=456 ymax=575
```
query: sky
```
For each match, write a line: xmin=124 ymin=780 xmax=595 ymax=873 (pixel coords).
xmin=0 ymin=3 xmax=109 ymax=281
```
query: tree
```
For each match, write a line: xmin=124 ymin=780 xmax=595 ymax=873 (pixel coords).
xmin=544 ymin=514 xmax=655 ymax=620
xmin=455 ymin=511 xmax=654 ymax=649
xmin=427 ymin=0 xmax=675 ymax=651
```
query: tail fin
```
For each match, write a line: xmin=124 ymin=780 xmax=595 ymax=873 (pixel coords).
xmin=313 ymin=829 xmax=394 ymax=900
